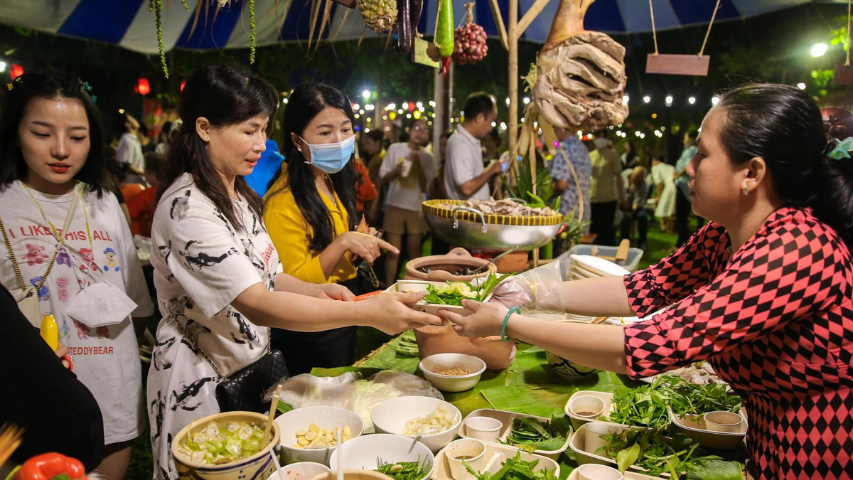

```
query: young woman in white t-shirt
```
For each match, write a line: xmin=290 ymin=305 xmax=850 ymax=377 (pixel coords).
xmin=148 ymin=65 xmax=441 ymax=478
xmin=0 ymin=71 xmax=155 ymax=480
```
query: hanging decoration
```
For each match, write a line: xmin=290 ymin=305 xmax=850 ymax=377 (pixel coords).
xmin=645 ymin=0 xmax=718 ymax=76
xmin=432 ymin=0 xmax=455 ymax=74
xmin=136 ymin=77 xmax=152 ymax=95
xmin=532 ymin=0 xmax=628 ymax=131
xmin=10 ymin=64 xmax=24 ymax=80
xmin=452 ymin=3 xmax=488 ymax=65
xmin=357 ymin=0 xmax=397 ymax=33
xmin=149 ymin=0 xmax=257 ymax=78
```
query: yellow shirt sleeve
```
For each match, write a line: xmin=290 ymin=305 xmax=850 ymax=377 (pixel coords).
xmin=264 ymin=189 xmax=329 ymax=284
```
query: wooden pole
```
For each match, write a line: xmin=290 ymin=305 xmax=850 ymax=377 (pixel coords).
xmin=433 ymin=67 xmax=445 ymax=167
xmin=517 ymin=0 xmax=551 ymax=38
xmin=488 ymin=0 xmax=509 ymax=51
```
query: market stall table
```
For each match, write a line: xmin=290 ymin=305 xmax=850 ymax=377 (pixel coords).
xmin=307 ymin=331 xmax=751 ymax=479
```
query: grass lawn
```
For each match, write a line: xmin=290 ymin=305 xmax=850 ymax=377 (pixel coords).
xmin=125 ymin=224 xmax=678 ymax=479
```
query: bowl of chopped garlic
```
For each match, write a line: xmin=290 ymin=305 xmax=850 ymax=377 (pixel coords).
xmin=371 ymin=397 xmax=463 ymax=452
xmin=275 ymin=405 xmax=364 ymax=466
xmin=418 ymin=353 xmax=487 ymax=393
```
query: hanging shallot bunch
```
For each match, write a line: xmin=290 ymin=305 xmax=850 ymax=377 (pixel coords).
xmin=452 ymin=3 xmax=488 ymax=65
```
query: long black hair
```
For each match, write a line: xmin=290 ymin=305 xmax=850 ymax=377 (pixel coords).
xmin=0 ymin=70 xmax=109 ymax=197
xmin=716 ymin=83 xmax=853 ymax=246
xmin=158 ymin=65 xmax=277 ymax=232
xmin=266 ymin=83 xmax=357 ymax=252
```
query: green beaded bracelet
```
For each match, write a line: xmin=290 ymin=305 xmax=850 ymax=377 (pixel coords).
xmin=502 ymin=306 xmax=520 ymax=342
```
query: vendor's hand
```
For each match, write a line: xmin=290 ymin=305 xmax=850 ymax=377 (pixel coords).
xmin=361 ymin=292 xmax=444 ymax=334
xmin=409 ymin=152 xmax=421 ymax=163
xmin=315 ymin=283 xmax=356 ymax=301
xmin=339 ymin=232 xmax=399 ymax=265
xmin=439 ymin=300 xmax=508 ymax=338
xmin=490 ymin=278 xmax=532 ymax=308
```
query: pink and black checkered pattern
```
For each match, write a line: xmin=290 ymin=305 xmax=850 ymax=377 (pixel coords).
xmin=622 ymin=207 xmax=853 ymax=480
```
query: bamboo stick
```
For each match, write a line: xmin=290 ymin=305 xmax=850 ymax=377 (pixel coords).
xmin=488 ymin=0 xmax=509 ymax=51
xmin=516 ymin=0 xmax=551 ymax=39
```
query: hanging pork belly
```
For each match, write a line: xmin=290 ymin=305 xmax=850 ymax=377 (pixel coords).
xmin=533 ymin=0 xmax=629 ymax=131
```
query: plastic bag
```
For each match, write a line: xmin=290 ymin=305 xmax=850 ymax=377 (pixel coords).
xmin=489 ymin=259 xmax=564 ymax=312
xmin=264 ymin=371 xmax=443 ymax=433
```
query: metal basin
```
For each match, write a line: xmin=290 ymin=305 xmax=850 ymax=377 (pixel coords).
xmin=423 ymin=201 xmax=562 ymax=251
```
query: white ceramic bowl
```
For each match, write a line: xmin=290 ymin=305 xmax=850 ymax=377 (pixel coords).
xmin=276 ymin=406 xmax=365 ymax=466
xmin=267 ymin=462 xmax=332 ymax=480
xmin=372 ymin=397 xmax=462 ymax=452
xmin=419 ymin=353 xmax=486 ymax=392
xmin=329 ymin=434 xmax=435 ymax=480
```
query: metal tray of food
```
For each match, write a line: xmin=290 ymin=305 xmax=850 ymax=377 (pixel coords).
xmin=423 ymin=200 xmax=563 ymax=251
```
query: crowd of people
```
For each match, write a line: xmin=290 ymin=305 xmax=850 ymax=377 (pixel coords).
xmin=1 ymin=64 xmax=851 ymax=480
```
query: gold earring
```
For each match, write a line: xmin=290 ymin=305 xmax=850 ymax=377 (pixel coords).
xmin=743 ymin=186 xmax=749 ymax=196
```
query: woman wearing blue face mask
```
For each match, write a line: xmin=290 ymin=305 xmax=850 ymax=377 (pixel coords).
xmin=264 ymin=83 xmax=400 ymax=374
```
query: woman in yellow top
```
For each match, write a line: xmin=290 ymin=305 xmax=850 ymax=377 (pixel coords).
xmin=265 ymin=83 xmax=398 ymax=374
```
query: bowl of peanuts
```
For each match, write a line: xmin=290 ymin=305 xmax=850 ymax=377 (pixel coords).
xmin=275 ymin=406 xmax=364 ymax=466
xmin=418 ymin=353 xmax=487 ymax=393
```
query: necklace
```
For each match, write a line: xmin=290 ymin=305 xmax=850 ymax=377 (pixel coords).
xmin=23 ymin=181 xmax=93 ymax=252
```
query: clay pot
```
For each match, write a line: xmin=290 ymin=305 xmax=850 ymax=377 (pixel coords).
xmin=405 ymin=248 xmax=497 ymax=282
xmin=414 ymin=323 xmax=516 ymax=370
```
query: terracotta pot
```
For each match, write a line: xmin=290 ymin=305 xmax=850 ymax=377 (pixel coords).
xmin=405 ymin=248 xmax=497 ymax=282
xmin=414 ymin=323 xmax=516 ymax=370
xmin=495 ymin=251 xmax=530 ymax=273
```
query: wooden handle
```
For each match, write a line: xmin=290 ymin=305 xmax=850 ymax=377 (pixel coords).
xmin=261 ymin=385 xmax=282 ymax=449
xmin=615 ymin=239 xmax=630 ymax=262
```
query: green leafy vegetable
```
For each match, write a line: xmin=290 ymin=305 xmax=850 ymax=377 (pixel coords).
xmin=607 ymin=378 xmax=672 ymax=430
xmin=375 ymin=458 xmax=431 ymax=480
xmin=423 ymin=272 xmax=514 ymax=306
xmin=598 ymin=429 xmax=741 ymax=479
xmin=659 ymin=375 xmax=742 ymax=416
xmin=500 ymin=415 xmax=570 ymax=452
xmin=463 ymin=452 xmax=557 ymax=480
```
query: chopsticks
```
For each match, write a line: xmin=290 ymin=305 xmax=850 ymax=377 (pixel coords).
xmin=353 ymin=290 xmax=382 ymax=301
xmin=261 ymin=385 xmax=282 ymax=449
xmin=0 ymin=423 xmax=23 ymax=467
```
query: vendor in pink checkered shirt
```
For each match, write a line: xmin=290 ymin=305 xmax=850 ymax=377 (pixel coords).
xmin=440 ymin=84 xmax=853 ymax=480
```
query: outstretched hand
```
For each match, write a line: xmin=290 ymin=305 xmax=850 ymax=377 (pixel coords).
xmin=438 ymin=300 xmax=509 ymax=338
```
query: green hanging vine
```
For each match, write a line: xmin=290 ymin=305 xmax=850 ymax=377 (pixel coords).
xmin=151 ymin=0 xmax=256 ymax=77
xmin=249 ymin=0 xmax=256 ymax=64
xmin=149 ymin=0 xmax=169 ymax=78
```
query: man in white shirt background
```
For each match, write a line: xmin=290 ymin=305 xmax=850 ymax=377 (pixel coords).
xmin=443 ymin=93 xmax=507 ymax=200
xmin=379 ymin=119 xmax=435 ymax=285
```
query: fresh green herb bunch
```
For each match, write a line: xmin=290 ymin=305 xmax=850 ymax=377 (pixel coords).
xmin=599 ymin=429 xmax=741 ymax=480
xmin=608 ymin=378 xmax=672 ymax=430
xmin=423 ymin=272 xmax=515 ymax=306
xmin=500 ymin=415 xmax=571 ymax=452
xmin=375 ymin=458 xmax=430 ymax=480
xmin=660 ymin=375 xmax=742 ymax=416
xmin=463 ymin=452 xmax=557 ymax=480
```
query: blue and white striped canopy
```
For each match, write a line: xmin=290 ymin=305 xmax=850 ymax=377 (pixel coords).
xmin=0 ymin=0 xmax=836 ymax=53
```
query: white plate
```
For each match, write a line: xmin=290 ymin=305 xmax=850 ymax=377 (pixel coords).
xmin=432 ymin=442 xmax=560 ymax=480
xmin=458 ymin=409 xmax=572 ymax=460
xmin=570 ymin=255 xmax=630 ymax=277
xmin=387 ymin=280 xmax=491 ymax=318
xmin=567 ymin=467 xmax=664 ymax=480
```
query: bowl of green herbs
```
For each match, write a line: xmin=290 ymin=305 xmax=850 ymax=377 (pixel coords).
xmin=391 ymin=273 xmax=514 ymax=318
